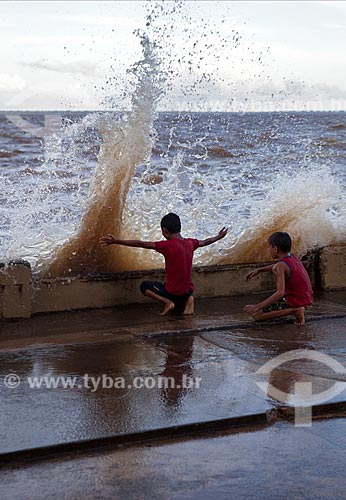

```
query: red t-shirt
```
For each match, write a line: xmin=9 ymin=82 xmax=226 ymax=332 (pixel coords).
xmin=280 ymin=254 xmax=313 ymax=308
xmin=155 ymin=238 xmax=200 ymax=295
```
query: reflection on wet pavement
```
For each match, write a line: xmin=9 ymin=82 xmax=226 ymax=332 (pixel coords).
xmin=0 ymin=293 xmax=346 ymax=456
xmin=0 ymin=334 xmax=270 ymax=453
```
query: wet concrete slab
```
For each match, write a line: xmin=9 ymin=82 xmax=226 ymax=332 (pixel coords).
xmin=1 ymin=418 xmax=346 ymax=500
xmin=322 ymin=290 xmax=346 ymax=306
xmin=1 ymin=291 xmax=346 ymax=350
xmin=0 ymin=295 xmax=254 ymax=351
xmin=202 ymin=318 xmax=346 ymax=407
xmin=0 ymin=334 xmax=271 ymax=454
xmin=202 ymin=317 xmax=346 ymax=365
xmin=0 ymin=292 xmax=346 ymax=458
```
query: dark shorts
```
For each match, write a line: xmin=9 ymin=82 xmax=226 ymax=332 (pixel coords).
xmin=263 ymin=297 xmax=288 ymax=313
xmin=140 ymin=280 xmax=192 ymax=312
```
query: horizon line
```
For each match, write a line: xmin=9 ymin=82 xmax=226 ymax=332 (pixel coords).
xmin=1 ymin=109 xmax=346 ymax=114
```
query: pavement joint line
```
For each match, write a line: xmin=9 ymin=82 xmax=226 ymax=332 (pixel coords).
xmin=0 ymin=334 xmax=138 ymax=354
xmin=0 ymin=336 xmax=139 ymax=354
xmin=2 ymin=400 xmax=346 ymax=465
xmin=0 ymin=412 xmax=268 ymax=465
xmin=277 ymin=400 xmax=346 ymax=420
xmin=0 ymin=313 xmax=345 ymax=353
xmin=136 ymin=313 xmax=346 ymax=338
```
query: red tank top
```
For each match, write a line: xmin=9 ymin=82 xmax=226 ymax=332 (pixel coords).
xmin=280 ymin=254 xmax=313 ymax=308
xmin=155 ymin=238 xmax=200 ymax=295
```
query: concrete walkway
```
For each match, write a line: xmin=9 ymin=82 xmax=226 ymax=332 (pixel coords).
xmin=2 ymin=419 xmax=346 ymax=500
xmin=0 ymin=291 xmax=346 ymax=498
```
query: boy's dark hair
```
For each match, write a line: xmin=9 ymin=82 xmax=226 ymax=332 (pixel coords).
xmin=161 ymin=213 xmax=181 ymax=234
xmin=268 ymin=232 xmax=292 ymax=252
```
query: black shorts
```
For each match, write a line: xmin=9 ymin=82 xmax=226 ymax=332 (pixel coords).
xmin=140 ymin=280 xmax=192 ymax=312
xmin=263 ymin=297 xmax=288 ymax=312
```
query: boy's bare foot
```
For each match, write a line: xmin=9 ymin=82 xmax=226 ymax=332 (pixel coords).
xmin=160 ymin=301 xmax=175 ymax=315
xmin=293 ymin=307 xmax=305 ymax=326
xmin=183 ymin=295 xmax=194 ymax=315
xmin=252 ymin=310 xmax=263 ymax=321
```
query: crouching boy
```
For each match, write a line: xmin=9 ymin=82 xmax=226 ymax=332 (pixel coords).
xmin=243 ymin=232 xmax=313 ymax=325
xmin=100 ymin=213 xmax=227 ymax=315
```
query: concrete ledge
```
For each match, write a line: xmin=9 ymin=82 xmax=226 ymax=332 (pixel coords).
xmin=0 ymin=246 xmax=345 ymax=318
xmin=1 ymin=400 xmax=346 ymax=464
xmin=32 ymin=270 xmax=166 ymax=313
xmin=32 ymin=263 xmax=278 ymax=315
xmin=319 ymin=245 xmax=346 ymax=290
xmin=0 ymin=413 xmax=269 ymax=464
xmin=0 ymin=261 xmax=32 ymax=318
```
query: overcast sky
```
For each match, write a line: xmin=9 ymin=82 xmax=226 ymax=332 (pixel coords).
xmin=1 ymin=1 xmax=345 ymax=111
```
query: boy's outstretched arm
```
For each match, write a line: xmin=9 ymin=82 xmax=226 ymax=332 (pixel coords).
xmin=100 ymin=234 xmax=156 ymax=249
xmin=243 ymin=263 xmax=286 ymax=314
xmin=198 ymin=227 xmax=228 ymax=247
xmin=245 ymin=264 xmax=275 ymax=281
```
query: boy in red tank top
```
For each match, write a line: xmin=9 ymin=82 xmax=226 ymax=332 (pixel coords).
xmin=100 ymin=213 xmax=228 ymax=315
xmin=243 ymin=232 xmax=313 ymax=325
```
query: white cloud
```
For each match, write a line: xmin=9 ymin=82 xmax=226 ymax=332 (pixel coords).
xmin=310 ymin=83 xmax=346 ymax=99
xmin=62 ymin=14 xmax=138 ymax=28
xmin=0 ymin=73 xmax=26 ymax=92
xmin=1 ymin=1 xmax=345 ymax=111
xmin=324 ymin=23 xmax=346 ymax=29
xmin=1 ymin=82 xmax=100 ymax=111
xmin=21 ymin=60 xmax=99 ymax=78
xmin=317 ymin=1 xmax=346 ymax=10
xmin=0 ymin=34 xmax=89 ymax=45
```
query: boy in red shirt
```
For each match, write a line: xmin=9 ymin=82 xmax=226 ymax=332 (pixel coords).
xmin=243 ymin=232 xmax=313 ymax=325
xmin=100 ymin=213 xmax=227 ymax=315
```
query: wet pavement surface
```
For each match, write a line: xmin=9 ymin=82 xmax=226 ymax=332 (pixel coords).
xmin=1 ymin=418 xmax=346 ymax=500
xmin=1 ymin=291 xmax=346 ymax=498
xmin=0 ymin=326 xmax=272 ymax=453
